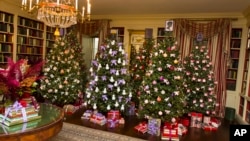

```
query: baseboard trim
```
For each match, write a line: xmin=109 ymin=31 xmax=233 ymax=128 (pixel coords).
xmin=235 ymin=114 xmax=248 ymax=124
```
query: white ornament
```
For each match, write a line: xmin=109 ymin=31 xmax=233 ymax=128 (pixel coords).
xmin=117 ymin=87 xmax=120 ymax=92
xmin=122 ymin=90 xmax=126 ymax=95
xmin=95 ymin=87 xmax=99 ymax=92
xmin=95 ymin=76 xmax=98 ymax=81
xmin=116 ymin=70 xmax=119 ymax=76
xmin=114 ymin=81 xmax=118 ymax=87
xmin=129 ymin=92 xmax=132 ymax=97
xmin=145 ymin=99 xmax=149 ymax=104
xmin=118 ymin=58 xmax=121 ymax=64
xmin=103 ymin=88 xmax=107 ymax=94
xmin=115 ymin=101 xmax=119 ymax=107
xmin=110 ymin=76 xmax=114 ymax=82
xmin=107 ymin=105 xmax=111 ymax=110
xmin=106 ymin=64 xmax=109 ymax=70
xmin=112 ymin=94 xmax=115 ymax=100
xmin=158 ymin=111 xmax=163 ymax=115
xmin=93 ymin=103 xmax=97 ymax=109
xmin=121 ymin=105 xmax=124 ymax=111
xmin=109 ymin=49 xmax=113 ymax=54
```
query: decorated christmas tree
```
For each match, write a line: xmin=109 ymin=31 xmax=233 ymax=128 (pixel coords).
xmin=39 ymin=31 xmax=87 ymax=106
xmin=183 ymin=44 xmax=217 ymax=115
xmin=130 ymin=39 xmax=154 ymax=108
xmin=84 ymin=39 xmax=132 ymax=114
xmin=138 ymin=32 xmax=185 ymax=122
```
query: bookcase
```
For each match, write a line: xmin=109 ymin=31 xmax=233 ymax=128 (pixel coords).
xmin=111 ymin=27 xmax=124 ymax=43
xmin=46 ymin=26 xmax=56 ymax=55
xmin=237 ymin=26 xmax=250 ymax=124
xmin=16 ymin=16 xmax=44 ymax=65
xmin=226 ymin=28 xmax=242 ymax=91
xmin=0 ymin=11 xmax=14 ymax=68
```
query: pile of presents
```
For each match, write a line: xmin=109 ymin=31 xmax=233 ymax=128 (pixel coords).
xmin=134 ymin=112 xmax=221 ymax=141
xmin=0 ymin=98 xmax=41 ymax=127
xmin=81 ymin=109 xmax=125 ymax=128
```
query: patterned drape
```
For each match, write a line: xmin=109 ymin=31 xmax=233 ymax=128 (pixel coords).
xmin=173 ymin=18 xmax=232 ymax=117
xmin=77 ymin=19 xmax=111 ymax=45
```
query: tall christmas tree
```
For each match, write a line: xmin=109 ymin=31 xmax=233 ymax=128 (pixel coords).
xmin=84 ymin=39 xmax=132 ymax=114
xmin=130 ymin=39 xmax=154 ymax=107
xmin=138 ymin=32 xmax=185 ymax=122
xmin=183 ymin=45 xmax=217 ymax=115
xmin=39 ymin=31 xmax=87 ymax=106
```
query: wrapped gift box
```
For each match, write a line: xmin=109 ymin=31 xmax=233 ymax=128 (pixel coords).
xmin=210 ymin=117 xmax=221 ymax=128
xmin=161 ymin=135 xmax=179 ymax=141
xmin=178 ymin=123 xmax=188 ymax=136
xmin=147 ymin=118 xmax=161 ymax=136
xmin=180 ymin=117 xmax=190 ymax=127
xmin=107 ymin=110 xmax=120 ymax=120
xmin=189 ymin=112 xmax=203 ymax=128
xmin=203 ymin=116 xmax=211 ymax=124
xmin=203 ymin=123 xmax=218 ymax=131
xmin=107 ymin=118 xmax=119 ymax=128
xmin=0 ymin=101 xmax=41 ymax=126
xmin=81 ymin=110 xmax=93 ymax=120
xmin=119 ymin=118 xmax=125 ymax=124
xmin=89 ymin=113 xmax=106 ymax=126
xmin=134 ymin=122 xmax=147 ymax=134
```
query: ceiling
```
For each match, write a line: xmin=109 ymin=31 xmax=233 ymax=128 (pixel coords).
xmin=5 ymin=0 xmax=250 ymax=16
xmin=83 ymin=0 xmax=250 ymax=16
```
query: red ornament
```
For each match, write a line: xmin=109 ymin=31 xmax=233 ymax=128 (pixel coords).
xmin=157 ymin=96 xmax=161 ymax=102
xmin=170 ymin=65 xmax=175 ymax=70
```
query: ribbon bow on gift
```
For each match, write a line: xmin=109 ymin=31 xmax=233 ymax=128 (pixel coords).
xmin=2 ymin=101 xmax=28 ymax=123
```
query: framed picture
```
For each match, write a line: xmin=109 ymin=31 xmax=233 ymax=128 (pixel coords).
xmin=165 ymin=20 xmax=174 ymax=31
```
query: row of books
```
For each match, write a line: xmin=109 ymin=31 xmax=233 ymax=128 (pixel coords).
xmin=18 ymin=28 xmax=43 ymax=38
xmin=18 ymin=17 xmax=44 ymax=30
xmin=46 ymin=40 xmax=55 ymax=47
xmin=46 ymin=33 xmax=55 ymax=40
xmin=17 ymin=45 xmax=43 ymax=54
xmin=0 ymin=34 xmax=13 ymax=42
xmin=227 ymin=70 xmax=237 ymax=79
xmin=17 ymin=36 xmax=43 ymax=46
xmin=16 ymin=55 xmax=43 ymax=65
xmin=0 ymin=22 xmax=14 ymax=33
xmin=0 ymin=12 xmax=13 ymax=23
xmin=0 ymin=44 xmax=12 ymax=52
xmin=0 ymin=54 xmax=11 ymax=62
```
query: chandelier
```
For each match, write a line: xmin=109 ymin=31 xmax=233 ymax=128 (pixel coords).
xmin=21 ymin=0 xmax=91 ymax=29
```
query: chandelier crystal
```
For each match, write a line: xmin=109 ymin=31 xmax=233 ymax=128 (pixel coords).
xmin=21 ymin=0 xmax=91 ymax=28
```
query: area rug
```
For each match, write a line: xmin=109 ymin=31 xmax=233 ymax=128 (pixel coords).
xmin=49 ymin=122 xmax=146 ymax=141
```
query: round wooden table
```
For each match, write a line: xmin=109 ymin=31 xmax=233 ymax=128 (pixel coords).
xmin=0 ymin=103 xmax=64 ymax=141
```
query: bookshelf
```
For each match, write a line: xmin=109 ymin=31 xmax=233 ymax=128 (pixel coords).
xmin=16 ymin=16 xmax=44 ymax=65
xmin=0 ymin=11 xmax=14 ymax=68
xmin=45 ymin=26 xmax=56 ymax=55
xmin=226 ymin=28 xmax=242 ymax=91
xmin=111 ymin=27 xmax=124 ymax=43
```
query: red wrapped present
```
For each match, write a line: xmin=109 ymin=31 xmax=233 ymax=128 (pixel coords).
xmin=210 ymin=117 xmax=221 ymax=128
xmin=134 ymin=122 xmax=147 ymax=134
xmin=89 ymin=113 xmax=107 ymax=126
xmin=203 ymin=123 xmax=218 ymax=131
xmin=181 ymin=117 xmax=190 ymax=127
xmin=107 ymin=110 xmax=120 ymax=120
xmin=203 ymin=116 xmax=211 ymax=124
xmin=161 ymin=135 xmax=179 ymax=141
xmin=178 ymin=123 xmax=188 ymax=136
xmin=189 ymin=112 xmax=203 ymax=128
xmin=147 ymin=118 xmax=161 ymax=136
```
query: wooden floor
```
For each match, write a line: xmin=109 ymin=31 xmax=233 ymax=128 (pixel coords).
xmin=63 ymin=107 xmax=235 ymax=141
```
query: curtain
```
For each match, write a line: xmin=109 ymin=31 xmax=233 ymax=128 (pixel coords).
xmin=173 ymin=18 xmax=232 ymax=117
xmin=77 ymin=19 xmax=111 ymax=44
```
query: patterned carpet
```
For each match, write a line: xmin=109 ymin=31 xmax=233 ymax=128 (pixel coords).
xmin=49 ymin=122 xmax=146 ymax=141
